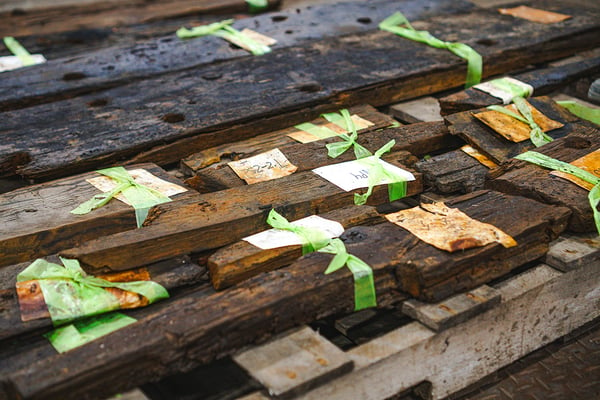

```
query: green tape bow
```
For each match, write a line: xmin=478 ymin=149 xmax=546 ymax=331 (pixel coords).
xmin=72 ymin=166 xmax=172 ymax=228
xmin=266 ymin=209 xmax=331 ymax=254
xmin=488 ymin=96 xmax=553 ymax=147
xmin=557 ymin=100 xmax=600 ymax=126
xmin=325 ymin=109 xmax=372 ymax=159
xmin=17 ymin=258 xmax=169 ymax=325
xmin=246 ymin=0 xmax=268 ymax=13
xmin=354 ymin=139 xmax=407 ymax=205
xmin=318 ymin=238 xmax=376 ymax=311
xmin=45 ymin=312 xmax=136 ymax=353
xmin=515 ymin=151 xmax=600 ymax=235
xmin=3 ymin=36 xmax=35 ymax=66
xmin=379 ymin=12 xmax=482 ymax=88
xmin=176 ymin=19 xmax=271 ymax=56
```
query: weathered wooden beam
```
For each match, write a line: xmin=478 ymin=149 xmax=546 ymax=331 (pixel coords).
xmin=208 ymin=205 xmax=384 ymax=290
xmin=0 ymin=163 xmax=197 ymax=268
xmin=439 ymin=50 xmax=600 ymax=115
xmin=60 ymin=159 xmax=423 ymax=272
xmin=415 ymin=149 xmax=488 ymax=194
xmin=445 ymin=96 xmax=579 ymax=164
xmin=544 ymin=233 xmax=600 ymax=272
xmin=0 ymin=190 xmax=569 ymax=400
xmin=3 ymin=4 xmax=599 ymax=181
xmin=487 ymin=123 xmax=600 ymax=232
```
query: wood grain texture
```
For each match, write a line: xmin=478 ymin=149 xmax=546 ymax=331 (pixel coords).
xmin=2 ymin=3 xmax=599 ymax=181
xmin=0 ymin=163 xmax=198 ymax=268
xmin=60 ymin=158 xmax=422 ymax=272
xmin=0 ymin=191 xmax=569 ymax=400
xmin=486 ymin=123 xmax=600 ymax=232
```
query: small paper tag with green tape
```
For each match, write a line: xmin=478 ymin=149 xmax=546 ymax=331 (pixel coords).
xmin=498 ymin=6 xmax=571 ymax=24
xmin=461 ymin=145 xmax=498 ymax=169
xmin=289 ymin=114 xmax=374 ymax=144
xmin=550 ymin=149 xmax=600 ymax=191
xmin=1 ymin=36 xmax=45 ymax=72
xmin=473 ymin=77 xmax=533 ymax=104
xmin=228 ymin=148 xmax=298 ymax=184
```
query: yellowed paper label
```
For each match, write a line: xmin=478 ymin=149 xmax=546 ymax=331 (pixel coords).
xmin=385 ymin=202 xmax=517 ymax=252
xmin=461 ymin=145 xmax=498 ymax=169
xmin=288 ymin=115 xmax=374 ymax=144
xmin=224 ymin=28 xmax=277 ymax=53
xmin=498 ymin=6 xmax=571 ymax=24
xmin=473 ymin=101 xmax=563 ymax=142
xmin=473 ymin=77 xmax=533 ymax=104
xmin=87 ymin=169 xmax=187 ymax=206
xmin=551 ymin=149 xmax=600 ymax=191
xmin=228 ymin=148 xmax=298 ymax=184
xmin=0 ymin=54 xmax=46 ymax=73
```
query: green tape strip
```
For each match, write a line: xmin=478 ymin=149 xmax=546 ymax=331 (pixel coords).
xmin=557 ymin=100 xmax=600 ymax=126
xmin=515 ymin=151 xmax=600 ymax=235
xmin=379 ymin=12 xmax=482 ymax=88
xmin=294 ymin=122 xmax=339 ymax=140
xmin=246 ymin=0 xmax=268 ymax=13
xmin=354 ymin=139 xmax=407 ymax=205
xmin=325 ymin=109 xmax=372 ymax=159
xmin=489 ymin=77 xmax=532 ymax=100
xmin=319 ymin=238 xmax=376 ymax=311
xmin=487 ymin=96 xmax=553 ymax=147
xmin=72 ymin=166 xmax=172 ymax=228
xmin=266 ymin=209 xmax=331 ymax=254
xmin=3 ymin=36 xmax=35 ymax=66
xmin=17 ymin=258 xmax=169 ymax=325
xmin=45 ymin=312 xmax=136 ymax=353
xmin=176 ymin=19 xmax=271 ymax=56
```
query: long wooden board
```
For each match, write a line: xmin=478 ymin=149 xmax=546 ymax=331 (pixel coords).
xmin=0 ymin=190 xmax=570 ymax=400
xmin=0 ymin=163 xmax=198 ymax=268
xmin=60 ymin=156 xmax=422 ymax=272
xmin=2 ymin=4 xmax=599 ymax=181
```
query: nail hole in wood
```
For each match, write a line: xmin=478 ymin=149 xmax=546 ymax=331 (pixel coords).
xmin=271 ymin=15 xmax=288 ymax=22
xmin=357 ymin=17 xmax=372 ymax=24
xmin=87 ymin=98 xmax=109 ymax=107
xmin=285 ymin=30 xmax=294 ymax=34
xmin=62 ymin=72 xmax=87 ymax=81
xmin=476 ymin=38 xmax=497 ymax=46
xmin=161 ymin=113 xmax=185 ymax=123
xmin=296 ymin=83 xmax=322 ymax=93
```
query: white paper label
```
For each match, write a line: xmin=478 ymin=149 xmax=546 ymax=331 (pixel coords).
xmin=240 ymin=28 xmax=277 ymax=46
xmin=243 ymin=215 xmax=344 ymax=250
xmin=228 ymin=148 xmax=298 ymax=184
xmin=473 ymin=77 xmax=533 ymax=104
xmin=86 ymin=169 xmax=187 ymax=206
xmin=312 ymin=157 xmax=415 ymax=192
xmin=0 ymin=54 xmax=46 ymax=73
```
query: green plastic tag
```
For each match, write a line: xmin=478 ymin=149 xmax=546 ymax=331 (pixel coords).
xmin=3 ymin=36 xmax=35 ymax=66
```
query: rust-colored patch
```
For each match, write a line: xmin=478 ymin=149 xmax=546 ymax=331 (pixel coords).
xmin=498 ymin=6 xmax=571 ymax=24
xmin=16 ymin=280 xmax=50 ymax=322
xmin=550 ymin=149 xmax=600 ymax=191
xmin=316 ymin=357 xmax=329 ymax=366
xmin=286 ymin=371 xmax=297 ymax=379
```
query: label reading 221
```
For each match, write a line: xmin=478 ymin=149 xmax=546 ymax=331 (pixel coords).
xmin=228 ymin=148 xmax=298 ymax=184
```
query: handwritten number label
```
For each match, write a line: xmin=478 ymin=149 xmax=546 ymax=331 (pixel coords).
xmin=229 ymin=148 xmax=298 ymax=185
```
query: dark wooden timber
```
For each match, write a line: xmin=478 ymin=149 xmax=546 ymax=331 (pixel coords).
xmin=487 ymin=123 xmax=600 ymax=233
xmin=208 ymin=205 xmax=384 ymax=290
xmin=415 ymin=149 xmax=488 ymax=194
xmin=445 ymin=96 xmax=580 ymax=164
xmin=0 ymin=190 xmax=570 ymax=400
xmin=60 ymin=156 xmax=422 ymax=272
xmin=439 ymin=50 xmax=600 ymax=115
xmin=0 ymin=163 xmax=198 ymax=268
xmin=0 ymin=256 xmax=205 ymax=342
xmin=2 ymin=4 xmax=599 ymax=181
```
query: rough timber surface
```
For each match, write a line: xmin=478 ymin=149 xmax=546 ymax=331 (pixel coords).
xmin=487 ymin=123 xmax=600 ymax=233
xmin=2 ymin=4 xmax=600 ymax=181
xmin=0 ymin=0 xmax=474 ymax=112
xmin=0 ymin=163 xmax=197 ymax=268
xmin=415 ymin=149 xmax=488 ymax=194
xmin=0 ymin=191 xmax=570 ymax=400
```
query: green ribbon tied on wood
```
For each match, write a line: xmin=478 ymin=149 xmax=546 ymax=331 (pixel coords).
xmin=17 ymin=258 xmax=169 ymax=325
xmin=354 ymin=139 xmax=407 ymax=205
xmin=557 ymin=100 xmax=600 ymax=126
xmin=515 ymin=151 xmax=600 ymax=235
xmin=379 ymin=12 xmax=482 ymax=88
xmin=176 ymin=19 xmax=271 ymax=56
xmin=266 ymin=209 xmax=331 ymax=254
xmin=319 ymin=238 xmax=377 ymax=311
xmin=488 ymin=96 xmax=553 ymax=147
xmin=72 ymin=166 xmax=172 ymax=228
xmin=246 ymin=0 xmax=268 ymax=13
xmin=3 ymin=36 xmax=35 ymax=66
xmin=325 ymin=109 xmax=372 ymax=159
xmin=489 ymin=78 xmax=532 ymax=101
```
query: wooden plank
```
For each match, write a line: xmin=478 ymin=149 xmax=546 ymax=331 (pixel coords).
xmin=445 ymin=96 xmax=580 ymax=164
xmin=0 ymin=191 xmax=570 ymax=400
xmin=209 ymin=205 xmax=383 ymax=290
xmin=439 ymin=50 xmax=600 ymax=115
xmin=544 ymin=233 xmax=600 ymax=272
xmin=0 ymin=256 xmax=205 ymax=342
xmin=233 ymin=326 xmax=353 ymax=399
xmin=401 ymin=285 xmax=500 ymax=331
xmin=0 ymin=0 xmax=473 ymax=112
xmin=0 ymin=163 xmax=198 ymax=268
xmin=415 ymin=149 xmax=488 ymax=194
xmin=180 ymin=104 xmax=395 ymax=175
xmin=60 ymin=159 xmax=423 ymax=272
xmin=3 ymin=4 xmax=600 ymax=181
xmin=486 ymin=122 xmax=600 ymax=232
xmin=388 ymin=96 xmax=443 ymax=124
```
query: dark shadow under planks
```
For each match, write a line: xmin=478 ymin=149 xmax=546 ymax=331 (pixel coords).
xmin=0 ymin=190 xmax=570 ymax=400
xmin=0 ymin=163 xmax=198 ymax=268
xmin=2 ymin=4 xmax=600 ymax=181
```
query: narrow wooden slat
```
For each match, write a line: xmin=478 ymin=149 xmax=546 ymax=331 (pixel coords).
xmin=544 ymin=234 xmax=600 ymax=272
xmin=415 ymin=149 xmax=488 ymax=194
